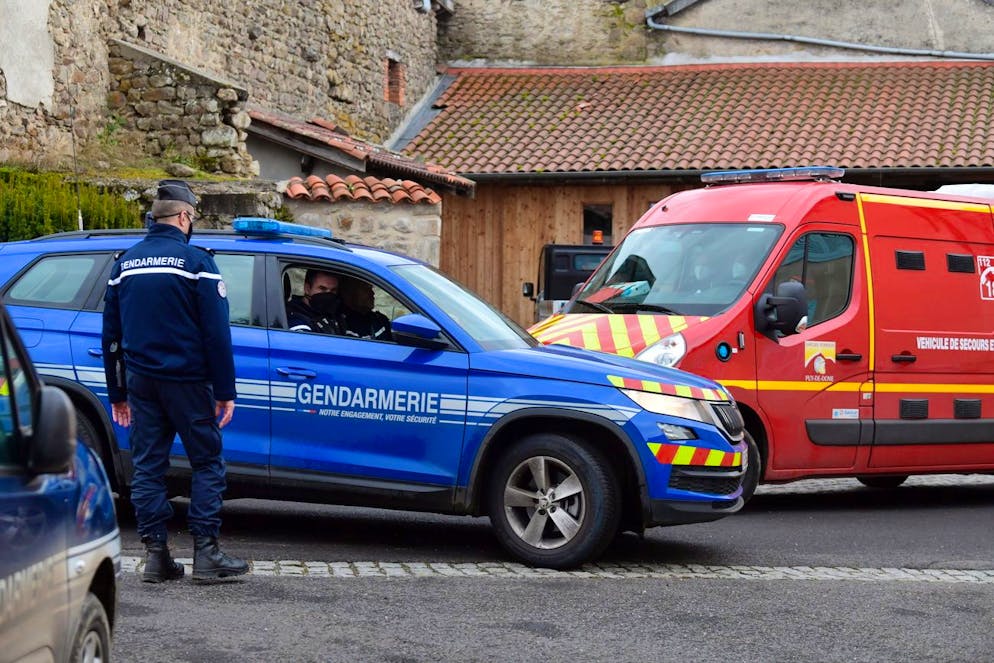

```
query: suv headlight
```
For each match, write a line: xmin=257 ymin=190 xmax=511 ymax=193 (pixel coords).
xmin=621 ymin=389 xmax=716 ymax=427
xmin=636 ymin=332 xmax=686 ymax=367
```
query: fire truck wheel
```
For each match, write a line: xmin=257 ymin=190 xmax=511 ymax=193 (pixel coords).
xmin=856 ymin=475 xmax=908 ymax=489
xmin=741 ymin=432 xmax=761 ymax=502
xmin=487 ymin=433 xmax=620 ymax=569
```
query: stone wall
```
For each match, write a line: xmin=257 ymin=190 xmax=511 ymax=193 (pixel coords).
xmin=440 ymin=0 xmax=994 ymax=66
xmin=438 ymin=0 xmax=650 ymax=64
xmin=107 ymin=40 xmax=255 ymax=177
xmin=285 ymin=199 xmax=442 ymax=266
xmin=0 ymin=0 xmax=440 ymax=169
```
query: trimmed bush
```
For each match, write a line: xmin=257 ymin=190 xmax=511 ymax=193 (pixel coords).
xmin=0 ymin=168 xmax=142 ymax=242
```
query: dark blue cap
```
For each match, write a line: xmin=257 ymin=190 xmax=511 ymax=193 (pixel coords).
xmin=156 ymin=179 xmax=198 ymax=206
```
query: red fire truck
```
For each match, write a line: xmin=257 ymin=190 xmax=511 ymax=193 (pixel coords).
xmin=531 ymin=167 xmax=994 ymax=498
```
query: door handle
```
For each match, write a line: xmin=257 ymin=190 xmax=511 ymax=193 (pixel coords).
xmin=837 ymin=353 xmax=862 ymax=362
xmin=891 ymin=354 xmax=917 ymax=363
xmin=276 ymin=367 xmax=317 ymax=379
xmin=87 ymin=348 xmax=103 ymax=357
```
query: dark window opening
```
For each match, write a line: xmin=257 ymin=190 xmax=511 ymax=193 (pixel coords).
xmin=583 ymin=204 xmax=612 ymax=245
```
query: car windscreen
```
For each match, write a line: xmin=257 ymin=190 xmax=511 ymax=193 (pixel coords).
xmin=392 ymin=264 xmax=537 ymax=351
xmin=571 ymin=223 xmax=784 ymax=317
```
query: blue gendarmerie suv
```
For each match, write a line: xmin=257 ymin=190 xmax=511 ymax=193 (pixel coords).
xmin=0 ymin=297 xmax=120 ymax=662
xmin=0 ymin=219 xmax=746 ymax=568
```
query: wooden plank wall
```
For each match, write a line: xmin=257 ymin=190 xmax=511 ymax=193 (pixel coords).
xmin=441 ymin=182 xmax=689 ymax=327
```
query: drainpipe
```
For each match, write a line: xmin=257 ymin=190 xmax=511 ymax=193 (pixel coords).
xmin=645 ymin=8 xmax=994 ymax=61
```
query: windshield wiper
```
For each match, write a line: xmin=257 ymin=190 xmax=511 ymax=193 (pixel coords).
xmin=606 ymin=302 xmax=683 ymax=315
xmin=574 ymin=298 xmax=614 ymax=313
xmin=635 ymin=303 xmax=683 ymax=315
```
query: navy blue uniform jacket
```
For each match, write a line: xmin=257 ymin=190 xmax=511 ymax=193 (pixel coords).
xmin=101 ymin=224 xmax=236 ymax=403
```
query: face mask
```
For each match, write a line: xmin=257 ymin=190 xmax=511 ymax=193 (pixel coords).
xmin=310 ymin=292 xmax=340 ymax=317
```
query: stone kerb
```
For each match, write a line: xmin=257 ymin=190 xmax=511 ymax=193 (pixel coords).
xmin=107 ymin=39 xmax=256 ymax=177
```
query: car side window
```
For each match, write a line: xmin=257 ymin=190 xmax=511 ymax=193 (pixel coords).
xmin=4 ymin=254 xmax=104 ymax=309
xmin=213 ymin=253 xmax=255 ymax=326
xmin=279 ymin=264 xmax=411 ymax=341
xmin=0 ymin=315 xmax=35 ymax=464
xmin=771 ymin=232 xmax=855 ymax=329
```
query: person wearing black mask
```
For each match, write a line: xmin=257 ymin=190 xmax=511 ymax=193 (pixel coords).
xmin=286 ymin=269 xmax=345 ymax=333
xmin=339 ymin=277 xmax=391 ymax=341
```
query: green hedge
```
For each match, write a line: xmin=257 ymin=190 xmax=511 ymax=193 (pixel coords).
xmin=0 ymin=168 xmax=143 ymax=242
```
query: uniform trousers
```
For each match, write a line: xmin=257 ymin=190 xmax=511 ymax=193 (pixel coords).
xmin=126 ymin=371 xmax=226 ymax=541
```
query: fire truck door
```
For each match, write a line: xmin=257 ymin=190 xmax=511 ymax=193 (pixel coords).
xmin=755 ymin=229 xmax=871 ymax=472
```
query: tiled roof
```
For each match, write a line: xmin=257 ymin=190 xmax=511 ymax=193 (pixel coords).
xmin=403 ymin=61 xmax=994 ymax=174
xmin=284 ymin=174 xmax=442 ymax=205
xmin=248 ymin=108 xmax=475 ymax=195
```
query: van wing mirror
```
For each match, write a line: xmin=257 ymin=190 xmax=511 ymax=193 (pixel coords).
xmin=755 ymin=280 xmax=808 ymax=338
xmin=27 ymin=386 xmax=77 ymax=475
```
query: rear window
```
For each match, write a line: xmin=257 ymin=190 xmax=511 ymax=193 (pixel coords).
xmin=5 ymin=254 xmax=104 ymax=309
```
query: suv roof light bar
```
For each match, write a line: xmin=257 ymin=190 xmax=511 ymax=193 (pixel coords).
xmin=232 ymin=218 xmax=333 ymax=238
xmin=701 ymin=166 xmax=845 ymax=185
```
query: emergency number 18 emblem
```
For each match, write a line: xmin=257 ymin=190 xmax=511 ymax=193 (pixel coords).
xmin=979 ymin=256 xmax=994 ymax=301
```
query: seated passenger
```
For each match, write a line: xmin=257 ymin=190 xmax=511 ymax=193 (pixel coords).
xmin=285 ymin=269 xmax=344 ymax=333
xmin=339 ymin=278 xmax=391 ymax=341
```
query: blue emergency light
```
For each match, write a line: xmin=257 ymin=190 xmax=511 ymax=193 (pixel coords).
xmin=232 ymin=217 xmax=333 ymax=239
xmin=701 ymin=166 xmax=845 ymax=185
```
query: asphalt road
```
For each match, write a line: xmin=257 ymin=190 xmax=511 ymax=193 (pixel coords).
xmin=110 ymin=475 xmax=994 ymax=662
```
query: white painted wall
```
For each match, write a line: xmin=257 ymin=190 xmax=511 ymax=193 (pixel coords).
xmin=0 ymin=0 xmax=55 ymax=107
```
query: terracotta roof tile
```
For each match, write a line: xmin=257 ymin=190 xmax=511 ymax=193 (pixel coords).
xmin=249 ymin=107 xmax=475 ymax=195
xmin=284 ymin=175 xmax=442 ymax=206
xmin=404 ymin=61 xmax=994 ymax=174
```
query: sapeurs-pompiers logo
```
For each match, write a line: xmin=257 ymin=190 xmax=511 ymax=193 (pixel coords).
xmin=804 ymin=340 xmax=836 ymax=382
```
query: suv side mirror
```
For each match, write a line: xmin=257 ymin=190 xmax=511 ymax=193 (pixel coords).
xmin=391 ymin=313 xmax=449 ymax=350
xmin=27 ymin=386 xmax=76 ymax=475
xmin=755 ymin=280 xmax=808 ymax=338
xmin=522 ymin=282 xmax=535 ymax=299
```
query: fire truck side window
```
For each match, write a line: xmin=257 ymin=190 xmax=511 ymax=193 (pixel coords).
xmin=772 ymin=233 xmax=855 ymax=329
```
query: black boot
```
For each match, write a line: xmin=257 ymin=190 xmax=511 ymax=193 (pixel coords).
xmin=142 ymin=540 xmax=185 ymax=583
xmin=192 ymin=536 xmax=249 ymax=582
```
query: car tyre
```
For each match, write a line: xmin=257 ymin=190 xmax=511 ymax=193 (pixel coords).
xmin=857 ymin=475 xmax=908 ymax=489
xmin=487 ymin=433 xmax=620 ymax=569
xmin=76 ymin=408 xmax=127 ymax=499
xmin=69 ymin=592 xmax=111 ymax=663
xmin=741 ymin=432 xmax=761 ymax=502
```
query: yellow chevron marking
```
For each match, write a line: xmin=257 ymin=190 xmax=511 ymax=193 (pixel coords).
xmin=608 ymin=375 xmax=625 ymax=388
xmin=607 ymin=315 xmax=633 ymax=356
xmin=705 ymin=449 xmax=724 ymax=466
xmin=673 ymin=446 xmax=696 ymax=465
xmin=675 ymin=385 xmax=693 ymax=398
xmin=641 ymin=380 xmax=662 ymax=393
xmin=639 ymin=315 xmax=663 ymax=347
xmin=732 ymin=452 xmax=742 ymax=465
xmin=647 ymin=442 xmax=662 ymax=456
xmin=581 ymin=326 xmax=601 ymax=351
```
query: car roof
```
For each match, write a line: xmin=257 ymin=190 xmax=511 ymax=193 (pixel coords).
xmin=3 ymin=228 xmax=424 ymax=269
